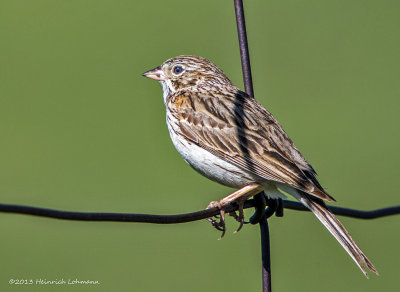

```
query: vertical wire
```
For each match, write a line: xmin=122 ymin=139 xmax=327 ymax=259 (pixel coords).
xmin=233 ymin=1 xmax=272 ymax=291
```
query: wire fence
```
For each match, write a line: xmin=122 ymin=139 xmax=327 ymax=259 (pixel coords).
xmin=1 ymin=1 xmax=399 ymax=292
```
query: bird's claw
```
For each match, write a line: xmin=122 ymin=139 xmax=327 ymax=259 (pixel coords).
xmin=206 ymin=201 xmax=227 ymax=238
xmin=230 ymin=199 xmax=247 ymax=233
xmin=207 ymin=198 xmax=248 ymax=237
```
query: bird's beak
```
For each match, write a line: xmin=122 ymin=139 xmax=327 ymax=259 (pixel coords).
xmin=142 ymin=66 xmax=166 ymax=81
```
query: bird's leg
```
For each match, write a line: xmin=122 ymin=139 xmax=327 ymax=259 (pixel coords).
xmin=231 ymin=186 xmax=264 ymax=233
xmin=207 ymin=183 xmax=263 ymax=237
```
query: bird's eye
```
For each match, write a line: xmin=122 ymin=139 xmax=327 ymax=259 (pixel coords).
xmin=172 ymin=66 xmax=184 ymax=75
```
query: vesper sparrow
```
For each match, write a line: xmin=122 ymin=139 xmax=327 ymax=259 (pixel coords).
xmin=143 ymin=55 xmax=377 ymax=277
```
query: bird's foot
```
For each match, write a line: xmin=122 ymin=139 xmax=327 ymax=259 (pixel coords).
xmin=230 ymin=197 xmax=248 ymax=234
xmin=206 ymin=183 xmax=262 ymax=238
xmin=206 ymin=201 xmax=226 ymax=238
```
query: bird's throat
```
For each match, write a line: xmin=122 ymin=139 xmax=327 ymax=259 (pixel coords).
xmin=160 ymin=80 xmax=175 ymax=104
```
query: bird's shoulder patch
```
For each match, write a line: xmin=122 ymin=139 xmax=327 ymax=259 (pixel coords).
xmin=171 ymin=94 xmax=192 ymax=109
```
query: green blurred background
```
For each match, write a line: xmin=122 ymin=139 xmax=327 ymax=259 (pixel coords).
xmin=1 ymin=0 xmax=399 ymax=291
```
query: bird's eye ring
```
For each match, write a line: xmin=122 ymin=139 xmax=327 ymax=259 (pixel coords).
xmin=172 ymin=66 xmax=184 ymax=75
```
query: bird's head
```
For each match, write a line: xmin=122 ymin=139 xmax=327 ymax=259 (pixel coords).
xmin=143 ymin=55 xmax=234 ymax=102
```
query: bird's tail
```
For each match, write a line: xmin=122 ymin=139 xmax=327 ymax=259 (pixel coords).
xmin=298 ymin=192 xmax=378 ymax=278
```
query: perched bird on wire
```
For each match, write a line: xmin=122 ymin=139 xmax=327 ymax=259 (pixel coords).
xmin=143 ymin=55 xmax=378 ymax=277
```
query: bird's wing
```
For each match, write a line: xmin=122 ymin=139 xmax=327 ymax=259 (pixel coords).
xmin=169 ymin=90 xmax=334 ymax=201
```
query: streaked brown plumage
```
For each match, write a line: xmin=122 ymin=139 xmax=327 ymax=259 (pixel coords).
xmin=143 ymin=55 xmax=377 ymax=277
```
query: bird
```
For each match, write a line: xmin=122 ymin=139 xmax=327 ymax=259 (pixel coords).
xmin=142 ymin=55 xmax=378 ymax=277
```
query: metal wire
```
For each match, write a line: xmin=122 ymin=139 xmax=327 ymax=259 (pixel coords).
xmin=0 ymin=200 xmax=398 ymax=222
xmin=233 ymin=0 xmax=271 ymax=290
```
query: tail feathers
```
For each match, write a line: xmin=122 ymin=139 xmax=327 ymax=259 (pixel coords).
xmin=299 ymin=193 xmax=378 ymax=278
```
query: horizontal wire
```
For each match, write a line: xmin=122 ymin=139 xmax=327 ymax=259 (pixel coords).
xmin=0 ymin=199 xmax=398 ymax=223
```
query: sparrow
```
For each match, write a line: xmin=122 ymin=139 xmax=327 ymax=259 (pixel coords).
xmin=143 ymin=55 xmax=377 ymax=277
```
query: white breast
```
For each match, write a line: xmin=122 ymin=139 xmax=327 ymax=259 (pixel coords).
xmin=166 ymin=115 xmax=256 ymax=188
